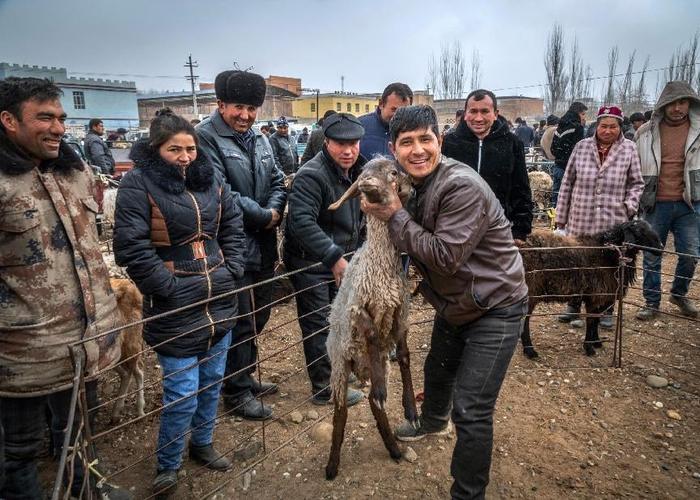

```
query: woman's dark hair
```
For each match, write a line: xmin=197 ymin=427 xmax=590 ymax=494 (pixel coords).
xmin=389 ymin=105 xmax=440 ymax=143
xmin=149 ymin=108 xmax=197 ymax=149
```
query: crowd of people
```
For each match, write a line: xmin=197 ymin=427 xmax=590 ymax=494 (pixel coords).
xmin=1 ymin=68 xmax=699 ymax=499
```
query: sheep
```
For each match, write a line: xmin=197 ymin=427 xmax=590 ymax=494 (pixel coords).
xmin=109 ymin=278 xmax=146 ymax=423
xmin=102 ymin=187 xmax=118 ymax=228
xmin=519 ymin=220 xmax=662 ymax=358
xmin=323 ymin=158 xmax=417 ymax=480
xmin=528 ymin=170 xmax=553 ymax=216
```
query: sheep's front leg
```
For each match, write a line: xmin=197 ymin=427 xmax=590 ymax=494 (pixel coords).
xmin=326 ymin=359 xmax=351 ymax=480
xmin=356 ymin=307 xmax=402 ymax=461
xmin=583 ymin=302 xmax=603 ymax=356
xmin=393 ymin=310 xmax=418 ymax=426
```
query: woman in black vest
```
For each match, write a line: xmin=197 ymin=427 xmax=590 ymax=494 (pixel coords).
xmin=114 ymin=109 xmax=246 ymax=497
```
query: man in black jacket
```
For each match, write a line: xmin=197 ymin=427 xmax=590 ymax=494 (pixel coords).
xmin=551 ymin=101 xmax=587 ymax=206
xmin=197 ymin=70 xmax=287 ymax=420
xmin=268 ymin=116 xmax=298 ymax=174
xmin=284 ymin=113 xmax=365 ymax=406
xmin=300 ymin=109 xmax=336 ymax=166
xmin=442 ymin=89 xmax=533 ymax=242
xmin=84 ymin=118 xmax=115 ymax=174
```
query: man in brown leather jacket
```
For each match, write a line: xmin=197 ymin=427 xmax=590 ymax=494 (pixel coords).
xmin=362 ymin=105 xmax=528 ymax=500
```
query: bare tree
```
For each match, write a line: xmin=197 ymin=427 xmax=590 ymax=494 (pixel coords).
xmin=427 ymin=41 xmax=467 ymax=99
xmin=617 ymin=51 xmax=636 ymax=108
xmin=604 ymin=46 xmax=619 ymax=104
xmin=544 ymin=24 xmax=569 ymax=113
xmin=425 ymin=54 xmax=437 ymax=96
xmin=666 ymin=32 xmax=699 ymax=87
xmin=634 ymin=55 xmax=650 ymax=108
xmin=568 ymin=37 xmax=588 ymax=102
xmin=470 ymin=49 xmax=481 ymax=90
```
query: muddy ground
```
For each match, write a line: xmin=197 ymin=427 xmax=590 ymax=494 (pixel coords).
xmin=40 ymin=248 xmax=699 ymax=499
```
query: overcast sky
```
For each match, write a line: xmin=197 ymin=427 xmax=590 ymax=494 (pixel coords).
xmin=1 ymin=0 xmax=698 ymax=100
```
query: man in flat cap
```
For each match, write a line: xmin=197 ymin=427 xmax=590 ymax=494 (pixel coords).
xmin=268 ymin=116 xmax=298 ymax=175
xmin=196 ymin=70 xmax=286 ymax=420
xmin=283 ymin=113 xmax=367 ymax=405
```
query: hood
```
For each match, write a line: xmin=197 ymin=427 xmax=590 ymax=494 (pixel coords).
xmin=654 ymin=81 xmax=700 ymax=113
xmin=0 ymin=129 xmax=84 ymax=176
xmin=129 ymin=139 xmax=214 ymax=193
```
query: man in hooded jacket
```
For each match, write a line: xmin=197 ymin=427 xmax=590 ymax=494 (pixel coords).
xmin=635 ymin=81 xmax=700 ymax=320
xmin=442 ymin=89 xmax=533 ymax=243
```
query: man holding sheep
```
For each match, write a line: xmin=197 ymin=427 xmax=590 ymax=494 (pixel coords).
xmin=362 ymin=105 xmax=528 ymax=499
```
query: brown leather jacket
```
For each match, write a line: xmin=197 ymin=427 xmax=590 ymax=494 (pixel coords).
xmin=388 ymin=156 xmax=528 ymax=325
xmin=0 ymin=135 xmax=120 ymax=396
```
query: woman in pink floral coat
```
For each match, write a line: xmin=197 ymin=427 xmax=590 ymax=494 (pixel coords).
xmin=555 ymin=105 xmax=644 ymax=328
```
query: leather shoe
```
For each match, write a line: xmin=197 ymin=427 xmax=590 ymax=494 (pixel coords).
xmin=225 ymin=392 xmax=273 ymax=421
xmin=189 ymin=443 xmax=232 ymax=471
xmin=312 ymin=388 xmax=364 ymax=407
xmin=250 ymin=379 xmax=279 ymax=396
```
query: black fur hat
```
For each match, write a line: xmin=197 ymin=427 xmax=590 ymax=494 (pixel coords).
xmin=215 ymin=70 xmax=266 ymax=107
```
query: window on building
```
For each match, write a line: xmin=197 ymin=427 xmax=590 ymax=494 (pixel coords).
xmin=346 ymin=103 xmax=352 ymax=112
xmin=73 ymin=91 xmax=85 ymax=110
xmin=336 ymin=102 xmax=341 ymax=111
xmin=310 ymin=102 xmax=316 ymax=113
xmin=355 ymin=103 xmax=360 ymax=113
xmin=365 ymin=104 xmax=370 ymax=113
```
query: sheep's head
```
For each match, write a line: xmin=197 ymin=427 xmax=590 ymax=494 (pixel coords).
xmin=601 ymin=220 xmax=663 ymax=256
xmin=328 ymin=157 xmax=412 ymax=211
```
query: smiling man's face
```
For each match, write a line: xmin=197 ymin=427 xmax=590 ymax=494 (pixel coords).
xmin=1 ymin=98 xmax=66 ymax=164
xmin=389 ymin=127 xmax=442 ymax=181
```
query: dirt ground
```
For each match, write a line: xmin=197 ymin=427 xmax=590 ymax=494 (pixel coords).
xmin=40 ymin=249 xmax=699 ymax=499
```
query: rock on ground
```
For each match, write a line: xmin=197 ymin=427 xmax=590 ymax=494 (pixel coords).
xmin=646 ymin=375 xmax=669 ymax=388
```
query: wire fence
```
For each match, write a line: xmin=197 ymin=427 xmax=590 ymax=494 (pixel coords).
xmin=42 ymin=232 xmax=699 ymax=499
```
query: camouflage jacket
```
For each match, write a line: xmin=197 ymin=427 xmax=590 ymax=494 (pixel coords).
xmin=0 ymin=132 xmax=120 ymax=397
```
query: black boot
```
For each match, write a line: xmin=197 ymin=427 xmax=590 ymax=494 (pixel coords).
xmin=189 ymin=443 xmax=232 ymax=471
xmin=152 ymin=469 xmax=178 ymax=498
xmin=225 ymin=391 xmax=273 ymax=421
xmin=250 ymin=379 xmax=279 ymax=396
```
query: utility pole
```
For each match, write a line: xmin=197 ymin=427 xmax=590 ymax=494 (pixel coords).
xmin=184 ymin=54 xmax=199 ymax=117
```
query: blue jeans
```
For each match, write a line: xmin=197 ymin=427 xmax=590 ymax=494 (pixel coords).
xmin=642 ymin=201 xmax=699 ymax=306
xmin=156 ymin=331 xmax=231 ymax=471
xmin=551 ymin=165 xmax=565 ymax=207
xmin=420 ymin=299 xmax=527 ymax=500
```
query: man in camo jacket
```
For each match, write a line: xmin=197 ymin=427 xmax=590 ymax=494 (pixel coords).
xmin=0 ymin=77 xmax=127 ymax=499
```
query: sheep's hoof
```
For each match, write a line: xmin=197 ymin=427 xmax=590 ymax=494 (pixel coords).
xmin=523 ymin=347 xmax=539 ymax=359
xmin=389 ymin=446 xmax=402 ymax=461
xmin=325 ymin=463 xmax=339 ymax=480
xmin=584 ymin=344 xmax=596 ymax=356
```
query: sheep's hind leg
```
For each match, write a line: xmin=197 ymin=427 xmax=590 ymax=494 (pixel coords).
xmin=326 ymin=360 xmax=351 ymax=480
xmin=368 ymin=340 xmax=402 ymax=461
xmin=394 ymin=314 xmax=418 ymax=427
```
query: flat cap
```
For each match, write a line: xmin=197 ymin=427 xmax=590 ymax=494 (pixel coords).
xmin=323 ymin=113 xmax=365 ymax=141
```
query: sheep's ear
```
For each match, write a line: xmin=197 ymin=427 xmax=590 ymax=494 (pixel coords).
xmin=328 ymin=179 xmax=360 ymax=211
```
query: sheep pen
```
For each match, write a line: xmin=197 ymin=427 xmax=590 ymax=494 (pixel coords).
xmin=324 ymin=158 xmax=417 ymax=480
xmin=519 ymin=220 xmax=663 ymax=358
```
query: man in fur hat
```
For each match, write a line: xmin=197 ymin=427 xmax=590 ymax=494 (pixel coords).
xmin=197 ymin=70 xmax=287 ymax=420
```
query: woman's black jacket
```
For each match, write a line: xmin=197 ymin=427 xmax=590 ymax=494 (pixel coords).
xmin=114 ymin=141 xmax=246 ymax=357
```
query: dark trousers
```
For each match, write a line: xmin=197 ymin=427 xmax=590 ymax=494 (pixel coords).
xmin=551 ymin=165 xmax=565 ymax=207
xmin=289 ymin=268 xmax=336 ymax=394
xmin=421 ymin=300 xmax=526 ymax=500
xmin=223 ymin=267 xmax=274 ymax=399
xmin=0 ymin=381 xmax=98 ymax=500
